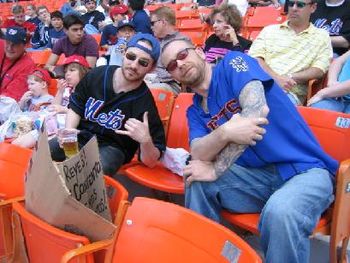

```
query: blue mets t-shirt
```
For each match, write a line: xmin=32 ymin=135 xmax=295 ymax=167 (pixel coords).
xmin=187 ymin=51 xmax=338 ymax=180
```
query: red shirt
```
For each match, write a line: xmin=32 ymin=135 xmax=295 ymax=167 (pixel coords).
xmin=2 ymin=19 xmax=36 ymax=33
xmin=0 ymin=40 xmax=36 ymax=101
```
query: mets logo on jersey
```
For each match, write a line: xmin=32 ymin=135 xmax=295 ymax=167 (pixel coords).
xmin=229 ymin=56 xmax=248 ymax=72
xmin=84 ymin=97 xmax=125 ymax=130
xmin=207 ymin=99 xmax=241 ymax=130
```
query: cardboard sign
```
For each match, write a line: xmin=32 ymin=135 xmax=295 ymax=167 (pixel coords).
xmin=25 ymin=130 xmax=116 ymax=242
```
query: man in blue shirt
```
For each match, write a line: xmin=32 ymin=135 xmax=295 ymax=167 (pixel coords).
xmin=161 ymin=39 xmax=337 ymax=263
xmin=128 ymin=0 xmax=152 ymax=34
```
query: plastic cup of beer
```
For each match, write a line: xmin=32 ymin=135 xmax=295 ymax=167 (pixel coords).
xmin=60 ymin=129 xmax=79 ymax=158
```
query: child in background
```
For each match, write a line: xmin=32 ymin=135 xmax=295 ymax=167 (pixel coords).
xmin=100 ymin=4 xmax=129 ymax=50
xmin=48 ymin=55 xmax=90 ymax=114
xmin=18 ymin=68 xmax=54 ymax=111
xmin=108 ymin=20 xmax=135 ymax=66
xmin=12 ymin=68 xmax=54 ymax=147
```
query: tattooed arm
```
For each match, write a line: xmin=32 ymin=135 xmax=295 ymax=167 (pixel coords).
xmin=213 ymin=80 xmax=269 ymax=177
xmin=184 ymin=80 xmax=269 ymax=185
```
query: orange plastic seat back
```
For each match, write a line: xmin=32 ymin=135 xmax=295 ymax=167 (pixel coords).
xmin=12 ymin=202 xmax=93 ymax=263
xmin=181 ymin=30 xmax=207 ymax=47
xmin=150 ymin=89 xmax=175 ymax=136
xmin=177 ymin=18 xmax=203 ymax=31
xmin=297 ymin=107 xmax=350 ymax=163
xmin=91 ymin=34 xmax=101 ymax=45
xmin=166 ymin=93 xmax=194 ymax=151
xmin=104 ymin=176 xmax=128 ymax=224
xmin=0 ymin=143 xmax=32 ymax=199
xmin=27 ymin=49 xmax=52 ymax=66
xmin=112 ymin=197 xmax=262 ymax=263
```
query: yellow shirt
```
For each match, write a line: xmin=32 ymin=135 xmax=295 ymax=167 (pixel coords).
xmin=249 ymin=21 xmax=332 ymax=103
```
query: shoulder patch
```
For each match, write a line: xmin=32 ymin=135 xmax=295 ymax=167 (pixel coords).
xmin=229 ymin=56 xmax=249 ymax=72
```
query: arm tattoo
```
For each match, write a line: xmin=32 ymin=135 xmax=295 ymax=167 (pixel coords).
xmin=214 ymin=80 xmax=268 ymax=177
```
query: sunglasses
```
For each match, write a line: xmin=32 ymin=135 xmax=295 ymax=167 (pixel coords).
xmin=150 ymin=19 xmax=161 ymax=26
xmin=287 ymin=1 xmax=313 ymax=8
xmin=166 ymin=47 xmax=195 ymax=72
xmin=125 ymin=52 xmax=150 ymax=67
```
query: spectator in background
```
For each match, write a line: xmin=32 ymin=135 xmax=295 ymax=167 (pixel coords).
xmin=45 ymin=14 xmax=99 ymax=71
xmin=310 ymin=0 xmax=350 ymax=57
xmin=108 ymin=20 xmax=136 ymax=66
xmin=81 ymin=0 xmax=105 ymax=34
xmin=0 ymin=27 xmax=36 ymax=101
xmin=308 ymin=49 xmax=350 ymax=113
xmin=204 ymin=4 xmax=251 ymax=64
xmin=47 ymin=11 xmax=66 ymax=49
xmin=60 ymin=0 xmax=84 ymax=17
xmin=30 ymin=6 xmax=51 ymax=50
xmin=249 ymin=0 xmax=332 ymax=106
xmin=216 ymin=0 xmax=248 ymax=16
xmin=147 ymin=6 xmax=191 ymax=94
xmin=25 ymin=4 xmax=41 ymax=27
xmin=100 ymin=4 xmax=129 ymax=50
xmin=1 ymin=5 xmax=36 ymax=37
xmin=96 ymin=0 xmax=120 ymax=25
xmin=129 ymin=0 xmax=152 ymax=34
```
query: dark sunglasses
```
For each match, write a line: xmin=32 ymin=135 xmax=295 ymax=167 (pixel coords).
xmin=287 ymin=1 xmax=313 ymax=8
xmin=125 ymin=52 xmax=150 ymax=67
xmin=150 ymin=20 xmax=161 ymax=26
xmin=166 ymin=47 xmax=195 ymax=72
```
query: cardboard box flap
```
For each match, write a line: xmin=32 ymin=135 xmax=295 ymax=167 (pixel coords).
xmin=25 ymin=129 xmax=116 ymax=242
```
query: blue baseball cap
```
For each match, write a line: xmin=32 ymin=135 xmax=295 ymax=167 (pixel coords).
xmin=126 ymin=33 xmax=160 ymax=62
xmin=5 ymin=27 xmax=27 ymax=44
xmin=116 ymin=20 xmax=135 ymax=31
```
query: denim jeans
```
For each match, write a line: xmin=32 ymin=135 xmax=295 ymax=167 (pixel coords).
xmin=49 ymin=136 xmax=125 ymax=176
xmin=185 ymin=164 xmax=334 ymax=263
xmin=311 ymin=97 xmax=350 ymax=114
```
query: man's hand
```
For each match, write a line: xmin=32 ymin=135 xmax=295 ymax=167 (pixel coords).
xmin=115 ymin=112 xmax=152 ymax=144
xmin=221 ymin=114 xmax=268 ymax=146
xmin=183 ymin=160 xmax=217 ymax=186
xmin=276 ymin=75 xmax=297 ymax=91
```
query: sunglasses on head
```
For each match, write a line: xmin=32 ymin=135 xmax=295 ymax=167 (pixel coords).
xmin=287 ymin=1 xmax=313 ymax=8
xmin=125 ymin=52 xmax=150 ymax=67
xmin=166 ymin=47 xmax=195 ymax=72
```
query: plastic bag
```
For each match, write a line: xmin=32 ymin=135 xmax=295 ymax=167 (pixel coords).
xmin=160 ymin=147 xmax=190 ymax=177
xmin=0 ymin=96 xmax=22 ymax=125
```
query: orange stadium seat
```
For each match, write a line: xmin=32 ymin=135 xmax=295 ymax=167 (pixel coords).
xmin=222 ymin=107 xmax=350 ymax=263
xmin=111 ymin=197 xmax=262 ymax=263
xmin=122 ymin=93 xmax=194 ymax=194
xmin=7 ymin=176 xmax=128 ymax=263
xmin=181 ymin=30 xmax=207 ymax=47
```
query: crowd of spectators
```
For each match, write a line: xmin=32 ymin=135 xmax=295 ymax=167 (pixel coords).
xmin=0 ymin=0 xmax=349 ymax=262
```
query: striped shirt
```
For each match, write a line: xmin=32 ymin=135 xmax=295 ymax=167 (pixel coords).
xmin=249 ymin=21 xmax=332 ymax=103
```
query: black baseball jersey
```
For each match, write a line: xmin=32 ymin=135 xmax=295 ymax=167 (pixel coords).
xmin=69 ymin=65 xmax=166 ymax=164
xmin=311 ymin=0 xmax=350 ymax=55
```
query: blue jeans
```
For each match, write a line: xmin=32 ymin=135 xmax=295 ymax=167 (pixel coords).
xmin=311 ymin=97 xmax=350 ymax=114
xmin=185 ymin=164 xmax=334 ymax=263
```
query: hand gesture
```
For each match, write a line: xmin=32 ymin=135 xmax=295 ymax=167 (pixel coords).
xmin=115 ymin=112 xmax=152 ymax=144
xmin=183 ymin=160 xmax=217 ymax=186
xmin=222 ymin=114 xmax=268 ymax=146
xmin=20 ymin=91 xmax=33 ymax=103
xmin=57 ymin=79 xmax=69 ymax=93
xmin=224 ymin=25 xmax=239 ymax=44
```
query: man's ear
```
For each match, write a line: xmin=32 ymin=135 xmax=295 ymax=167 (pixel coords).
xmin=195 ymin=47 xmax=206 ymax=60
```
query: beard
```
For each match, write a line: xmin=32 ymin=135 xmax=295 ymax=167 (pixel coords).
xmin=121 ymin=66 xmax=144 ymax=82
xmin=176 ymin=59 xmax=206 ymax=87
